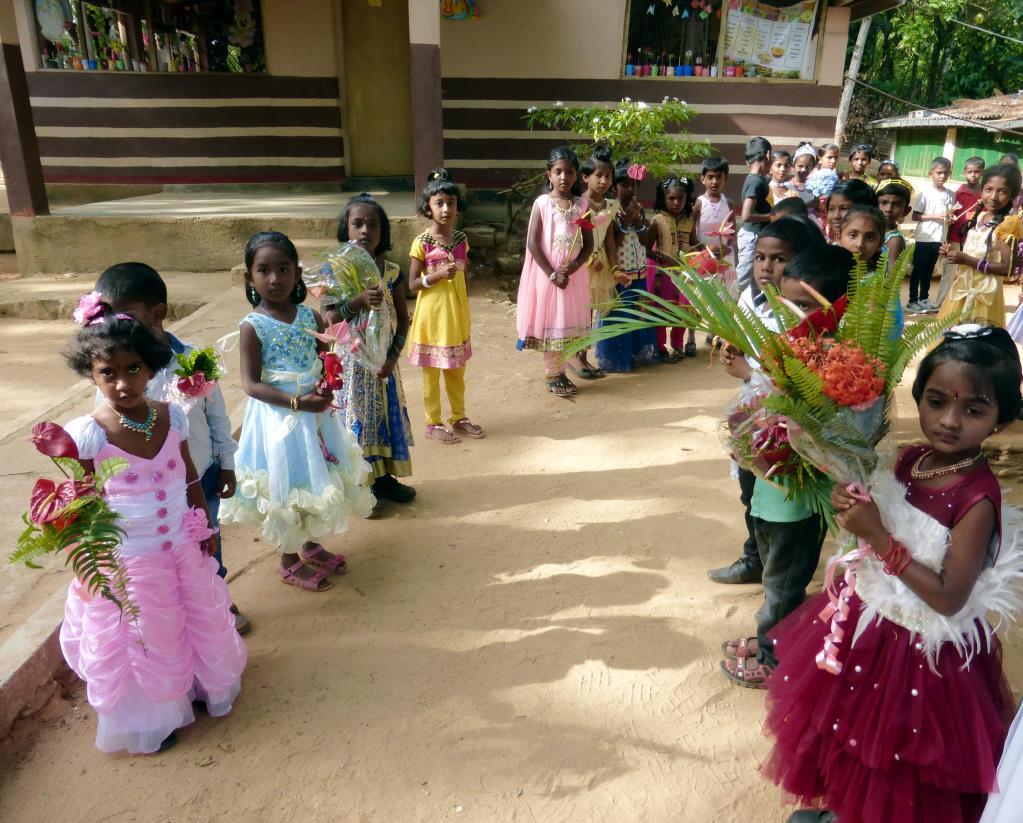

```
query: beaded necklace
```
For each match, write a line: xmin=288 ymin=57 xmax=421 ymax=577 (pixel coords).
xmin=106 ymin=399 xmax=157 ymax=441
xmin=910 ymin=448 xmax=985 ymax=480
xmin=422 ymin=230 xmax=466 ymax=253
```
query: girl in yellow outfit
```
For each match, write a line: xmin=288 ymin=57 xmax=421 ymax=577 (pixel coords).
xmin=408 ymin=169 xmax=484 ymax=444
xmin=939 ymin=164 xmax=1022 ymax=327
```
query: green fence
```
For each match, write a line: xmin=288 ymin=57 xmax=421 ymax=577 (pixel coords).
xmin=894 ymin=126 xmax=1023 ymax=176
xmin=893 ymin=128 xmax=946 ymax=177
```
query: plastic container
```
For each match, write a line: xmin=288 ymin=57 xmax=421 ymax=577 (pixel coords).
xmin=682 ymin=65 xmax=693 ymax=76
xmin=625 ymin=64 xmax=634 ymax=75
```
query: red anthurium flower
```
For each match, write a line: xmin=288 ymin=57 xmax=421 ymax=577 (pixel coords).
xmin=29 ymin=478 xmax=78 ymax=525
xmin=572 ymin=215 xmax=596 ymax=231
xmin=627 ymin=163 xmax=648 ymax=182
xmin=30 ymin=422 xmax=79 ymax=459
xmin=787 ymin=294 xmax=848 ymax=340
xmin=319 ymin=351 xmax=345 ymax=391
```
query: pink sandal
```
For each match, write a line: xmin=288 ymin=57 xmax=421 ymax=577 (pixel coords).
xmin=425 ymin=424 xmax=460 ymax=444
xmin=299 ymin=543 xmax=348 ymax=575
xmin=451 ymin=418 xmax=485 ymax=439
xmin=278 ymin=559 xmax=333 ymax=592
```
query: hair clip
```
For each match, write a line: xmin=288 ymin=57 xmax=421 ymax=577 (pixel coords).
xmin=628 ymin=163 xmax=648 ymax=182
xmin=944 ymin=323 xmax=995 ymax=340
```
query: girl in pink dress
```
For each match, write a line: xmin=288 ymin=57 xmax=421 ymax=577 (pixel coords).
xmin=516 ymin=146 xmax=594 ymax=398
xmin=60 ymin=306 xmax=246 ymax=754
xmin=764 ymin=326 xmax=1021 ymax=823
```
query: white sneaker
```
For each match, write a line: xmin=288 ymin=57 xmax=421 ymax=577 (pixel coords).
xmin=919 ymin=299 xmax=940 ymax=313
xmin=906 ymin=301 xmax=923 ymax=314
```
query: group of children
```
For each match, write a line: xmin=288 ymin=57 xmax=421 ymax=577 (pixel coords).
xmin=48 ymin=136 xmax=1023 ymax=822
xmin=56 ymin=174 xmax=490 ymax=753
xmin=697 ymin=136 xmax=1023 ymax=822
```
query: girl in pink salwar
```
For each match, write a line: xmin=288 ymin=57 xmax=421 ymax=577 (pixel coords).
xmin=60 ymin=306 xmax=246 ymax=755
xmin=516 ymin=146 xmax=594 ymax=398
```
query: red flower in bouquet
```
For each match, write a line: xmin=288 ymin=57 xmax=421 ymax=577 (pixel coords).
xmin=818 ymin=342 xmax=885 ymax=407
xmin=30 ymin=421 xmax=79 ymax=459
xmin=319 ymin=351 xmax=344 ymax=391
xmin=572 ymin=214 xmax=596 ymax=232
xmin=176 ymin=371 xmax=211 ymax=399
xmin=29 ymin=478 xmax=80 ymax=525
xmin=751 ymin=420 xmax=796 ymax=478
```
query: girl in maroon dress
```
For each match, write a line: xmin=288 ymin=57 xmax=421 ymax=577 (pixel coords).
xmin=764 ymin=325 xmax=1023 ymax=823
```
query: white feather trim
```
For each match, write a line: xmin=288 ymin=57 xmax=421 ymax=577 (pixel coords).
xmin=839 ymin=469 xmax=1023 ymax=670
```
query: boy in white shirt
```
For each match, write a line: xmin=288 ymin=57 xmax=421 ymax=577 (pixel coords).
xmin=95 ymin=263 xmax=249 ymax=635
xmin=908 ymin=157 xmax=955 ymax=313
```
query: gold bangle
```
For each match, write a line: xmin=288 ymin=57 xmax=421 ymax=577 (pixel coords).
xmin=290 ymin=394 xmax=299 ymax=411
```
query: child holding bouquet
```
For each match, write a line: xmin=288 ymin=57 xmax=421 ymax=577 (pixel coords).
xmin=766 ymin=326 xmax=1022 ymax=823
xmin=221 ymin=232 xmax=373 ymax=592
xmin=718 ymin=237 xmax=843 ymax=687
xmin=323 ymin=194 xmax=416 ymax=505
xmin=60 ymin=304 xmax=246 ymax=753
xmin=94 ymin=263 xmax=249 ymax=635
xmin=408 ymin=169 xmax=484 ymax=442
xmin=516 ymin=146 xmax=594 ymax=397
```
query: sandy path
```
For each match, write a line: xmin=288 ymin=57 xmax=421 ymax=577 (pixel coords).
xmin=1 ymin=293 xmax=1020 ymax=823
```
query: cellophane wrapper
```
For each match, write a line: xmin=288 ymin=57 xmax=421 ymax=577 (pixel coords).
xmin=302 ymin=241 xmax=394 ymax=373
xmin=783 ymin=395 xmax=890 ymax=491
xmin=163 ymin=348 xmax=226 ymax=414
xmin=720 ymin=373 xmax=801 ymax=482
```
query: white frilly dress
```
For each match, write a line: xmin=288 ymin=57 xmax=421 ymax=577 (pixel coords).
xmin=60 ymin=406 xmax=247 ymax=754
xmin=219 ymin=305 xmax=374 ymax=551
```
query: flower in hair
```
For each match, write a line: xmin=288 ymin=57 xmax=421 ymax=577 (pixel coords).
xmin=627 ymin=163 xmax=648 ymax=182
xmin=72 ymin=291 xmax=105 ymax=326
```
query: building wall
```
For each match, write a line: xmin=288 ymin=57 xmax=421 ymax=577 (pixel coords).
xmin=440 ymin=1 xmax=849 ymax=193
xmin=21 ymin=0 xmax=346 ymax=185
xmin=440 ymin=0 xmax=627 ymax=80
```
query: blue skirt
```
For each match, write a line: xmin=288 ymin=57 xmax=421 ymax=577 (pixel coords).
xmin=594 ymin=282 xmax=659 ymax=373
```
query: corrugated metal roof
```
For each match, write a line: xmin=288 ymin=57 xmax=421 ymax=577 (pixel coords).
xmin=871 ymin=92 xmax=1023 ymax=132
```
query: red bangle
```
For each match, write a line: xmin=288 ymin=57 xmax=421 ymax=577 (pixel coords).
xmin=879 ymin=536 xmax=912 ymax=576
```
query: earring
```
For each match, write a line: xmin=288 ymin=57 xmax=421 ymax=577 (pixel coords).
xmin=292 ymin=279 xmax=307 ymax=304
xmin=245 ymin=282 xmax=261 ymax=306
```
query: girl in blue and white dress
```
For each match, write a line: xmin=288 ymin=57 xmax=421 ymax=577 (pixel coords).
xmin=220 ymin=231 xmax=374 ymax=592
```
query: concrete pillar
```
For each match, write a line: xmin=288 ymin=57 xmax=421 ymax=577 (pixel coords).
xmin=408 ymin=0 xmax=442 ymax=194
xmin=0 ymin=0 xmax=47 ymax=216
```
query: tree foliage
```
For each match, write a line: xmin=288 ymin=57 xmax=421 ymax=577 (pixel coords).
xmin=847 ymin=1 xmax=1023 ymax=143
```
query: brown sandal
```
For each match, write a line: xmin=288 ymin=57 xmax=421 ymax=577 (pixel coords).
xmin=720 ymin=656 xmax=773 ymax=689
xmin=721 ymin=636 xmax=759 ymax=660
xmin=451 ymin=418 xmax=485 ymax=438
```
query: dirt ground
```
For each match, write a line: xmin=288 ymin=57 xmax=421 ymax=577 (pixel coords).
xmin=1 ymin=284 xmax=1023 ymax=823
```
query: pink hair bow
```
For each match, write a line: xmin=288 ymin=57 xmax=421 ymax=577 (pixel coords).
xmin=627 ymin=163 xmax=648 ymax=182
xmin=72 ymin=291 xmax=105 ymax=326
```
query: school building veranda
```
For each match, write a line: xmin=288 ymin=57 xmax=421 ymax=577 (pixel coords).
xmin=0 ymin=0 xmax=888 ymax=276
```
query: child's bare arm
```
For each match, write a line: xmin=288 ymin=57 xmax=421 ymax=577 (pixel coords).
xmin=833 ymin=488 xmax=994 ymax=615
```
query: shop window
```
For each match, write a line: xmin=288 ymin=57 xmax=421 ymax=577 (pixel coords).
xmin=34 ymin=0 xmax=266 ymax=73
xmin=623 ymin=0 xmax=821 ymax=80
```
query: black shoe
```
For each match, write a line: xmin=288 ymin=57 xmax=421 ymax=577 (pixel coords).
xmin=372 ymin=474 xmax=417 ymax=503
xmin=707 ymin=557 xmax=763 ymax=584
xmin=787 ymin=811 xmax=836 ymax=823
xmin=157 ymin=731 xmax=178 ymax=753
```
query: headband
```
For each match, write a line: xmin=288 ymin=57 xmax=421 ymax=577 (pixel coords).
xmin=793 ymin=144 xmax=816 ymax=160
xmin=876 ymin=177 xmax=914 ymax=199
xmin=944 ymin=323 xmax=996 ymax=341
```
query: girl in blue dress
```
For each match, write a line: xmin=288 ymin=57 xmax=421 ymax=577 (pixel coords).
xmin=323 ymin=194 xmax=416 ymax=506
xmin=594 ymin=160 xmax=659 ymax=373
xmin=221 ymin=232 xmax=374 ymax=592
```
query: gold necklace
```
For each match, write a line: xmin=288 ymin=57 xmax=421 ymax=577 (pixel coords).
xmin=910 ymin=448 xmax=985 ymax=480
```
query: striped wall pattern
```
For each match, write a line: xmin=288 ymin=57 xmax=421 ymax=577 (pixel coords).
xmin=26 ymin=73 xmax=344 ymax=185
xmin=442 ymin=78 xmax=842 ymax=196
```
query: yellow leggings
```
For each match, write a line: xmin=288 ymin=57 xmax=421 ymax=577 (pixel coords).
xmin=421 ymin=366 xmax=466 ymax=425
